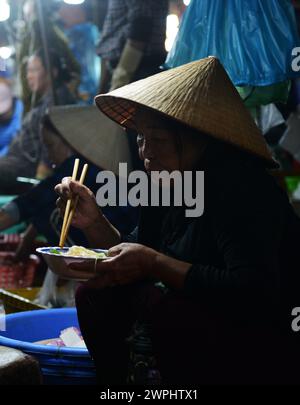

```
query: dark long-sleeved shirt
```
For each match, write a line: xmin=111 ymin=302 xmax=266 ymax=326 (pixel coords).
xmin=97 ymin=0 xmax=168 ymax=63
xmin=123 ymin=155 xmax=300 ymax=325
xmin=4 ymin=155 xmax=138 ymax=246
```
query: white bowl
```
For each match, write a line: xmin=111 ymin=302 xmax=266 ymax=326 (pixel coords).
xmin=36 ymin=247 xmax=108 ymax=281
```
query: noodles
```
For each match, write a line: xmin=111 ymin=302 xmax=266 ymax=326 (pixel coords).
xmin=65 ymin=246 xmax=107 ymax=259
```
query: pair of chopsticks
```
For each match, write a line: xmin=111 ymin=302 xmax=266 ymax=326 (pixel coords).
xmin=59 ymin=158 xmax=88 ymax=248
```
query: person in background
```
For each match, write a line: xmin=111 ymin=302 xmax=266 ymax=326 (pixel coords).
xmin=97 ymin=0 xmax=168 ymax=171
xmin=0 ymin=49 xmax=75 ymax=194
xmin=0 ymin=78 xmax=23 ymax=157
xmin=0 ymin=105 xmax=137 ymax=307
xmin=98 ymin=0 xmax=168 ymax=92
xmin=2 ymin=106 xmax=136 ymax=244
xmin=19 ymin=0 xmax=80 ymax=113
xmin=57 ymin=2 xmax=100 ymax=105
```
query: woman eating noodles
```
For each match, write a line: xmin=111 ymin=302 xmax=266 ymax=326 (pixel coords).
xmin=55 ymin=57 xmax=300 ymax=385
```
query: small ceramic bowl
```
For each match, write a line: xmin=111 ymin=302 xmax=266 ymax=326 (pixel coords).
xmin=36 ymin=247 xmax=108 ymax=281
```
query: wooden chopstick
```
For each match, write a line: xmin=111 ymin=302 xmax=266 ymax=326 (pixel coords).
xmin=59 ymin=163 xmax=89 ymax=248
xmin=59 ymin=158 xmax=79 ymax=248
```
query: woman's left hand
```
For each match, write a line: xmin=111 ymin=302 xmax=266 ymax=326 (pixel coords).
xmin=68 ymin=243 xmax=158 ymax=289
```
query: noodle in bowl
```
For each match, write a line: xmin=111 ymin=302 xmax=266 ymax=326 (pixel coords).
xmin=36 ymin=246 xmax=108 ymax=281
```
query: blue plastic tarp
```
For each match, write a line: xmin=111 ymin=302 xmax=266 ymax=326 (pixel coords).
xmin=165 ymin=0 xmax=300 ymax=86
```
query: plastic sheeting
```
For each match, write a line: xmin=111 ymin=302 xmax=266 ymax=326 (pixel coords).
xmin=165 ymin=0 xmax=300 ymax=86
xmin=63 ymin=22 xmax=100 ymax=105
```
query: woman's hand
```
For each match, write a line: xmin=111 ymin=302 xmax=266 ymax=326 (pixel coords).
xmin=55 ymin=177 xmax=121 ymax=248
xmin=55 ymin=177 xmax=102 ymax=231
xmin=68 ymin=243 xmax=159 ymax=289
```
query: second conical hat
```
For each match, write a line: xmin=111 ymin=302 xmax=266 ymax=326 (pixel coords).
xmin=95 ymin=57 xmax=276 ymax=167
xmin=48 ymin=105 xmax=132 ymax=174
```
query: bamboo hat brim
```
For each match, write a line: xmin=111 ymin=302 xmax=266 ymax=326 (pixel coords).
xmin=95 ymin=57 xmax=277 ymax=168
xmin=48 ymin=105 xmax=132 ymax=173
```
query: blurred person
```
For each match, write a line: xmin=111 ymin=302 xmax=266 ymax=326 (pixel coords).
xmin=98 ymin=0 xmax=168 ymax=93
xmin=0 ymin=49 xmax=75 ymax=195
xmin=58 ymin=2 xmax=100 ymax=105
xmin=97 ymin=0 xmax=168 ymax=171
xmin=0 ymin=79 xmax=23 ymax=157
xmin=19 ymin=0 xmax=80 ymax=112
xmin=0 ymin=105 xmax=137 ymax=307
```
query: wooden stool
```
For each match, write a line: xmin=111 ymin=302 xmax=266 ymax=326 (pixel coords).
xmin=0 ymin=346 xmax=42 ymax=385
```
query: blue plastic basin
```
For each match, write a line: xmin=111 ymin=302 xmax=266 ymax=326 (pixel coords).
xmin=0 ymin=308 xmax=96 ymax=385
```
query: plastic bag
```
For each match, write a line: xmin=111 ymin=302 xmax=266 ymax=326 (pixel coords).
xmin=236 ymin=81 xmax=291 ymax=108
xmin=165 ymin=0 xmax=300 ymax=86
xmin=35 ymin=269 xmax=77 ymax=308
xmin=255 ymin=103 xmax=285 ymax=135
xmin=279 ymin=112 xmax=300 ymax=162
xmin=63 ymin=22 xmax=100 ymax=105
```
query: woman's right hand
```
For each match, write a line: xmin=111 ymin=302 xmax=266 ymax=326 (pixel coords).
xmin=55 ymin=177 xmax=103 ymax=231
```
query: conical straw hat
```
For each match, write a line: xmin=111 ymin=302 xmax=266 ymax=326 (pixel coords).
xmin=95 ymin=57 xmax=276 ymax=167
xmin=48 ymin=105 xmax=132 ymax=174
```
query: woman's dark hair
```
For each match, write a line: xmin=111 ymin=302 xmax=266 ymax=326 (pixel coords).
xmin=33 ymin=48 xmax=72 ymax=85
xmin=133 ymin=106 xmax=267 ymax=170
xmin=158 ymin=112 xmax=266 ymax=170
xmin=203 ymin=134 xmax=267 ymax=170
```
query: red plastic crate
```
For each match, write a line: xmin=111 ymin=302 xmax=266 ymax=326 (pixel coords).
xmin=0 ymin=252 xmax=40 ymax=289
xmin=0 ymin=234 xmax=21 ymax=251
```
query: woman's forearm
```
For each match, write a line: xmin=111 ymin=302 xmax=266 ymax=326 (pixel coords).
xmin=83 ymin=214 xmax=121 ymax=249
xmin=151 ymin=252 xmax=192 ymax=290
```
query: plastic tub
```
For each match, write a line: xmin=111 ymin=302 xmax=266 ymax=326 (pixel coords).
xmin=0 ymin=252 xmax=40 ymax=290
xmin=0 ymin=308 xmax=96 ymax=385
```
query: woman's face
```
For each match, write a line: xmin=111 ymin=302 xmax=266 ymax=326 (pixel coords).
xmin=26 ymin=56 xmax=50 ymax=95
xmin=134 ymin=110 xmax=207 ymax=173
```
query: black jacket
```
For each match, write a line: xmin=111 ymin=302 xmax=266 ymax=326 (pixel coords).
xmin=124 ymin=153 xmax=300 ymax=328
